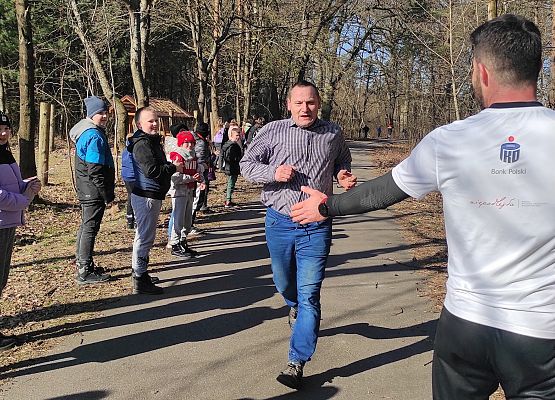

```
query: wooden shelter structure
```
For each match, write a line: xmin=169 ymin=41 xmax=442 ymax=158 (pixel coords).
xmin=121 ymin=95 xmax=195 ymax=136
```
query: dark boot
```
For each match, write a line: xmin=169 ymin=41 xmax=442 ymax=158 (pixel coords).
xmin=131 ymin=270 xmax=160 ymax=284
xmin=133 ymin=273 xmax=163 ymax=295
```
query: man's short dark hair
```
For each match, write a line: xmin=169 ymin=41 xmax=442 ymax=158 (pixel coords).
xmin=288 ymin=80 xmax=320 ymax=100
xmin=470 ymin=14 xmax=541 ymax=86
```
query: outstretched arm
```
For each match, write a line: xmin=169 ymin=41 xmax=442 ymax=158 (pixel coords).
xmin=290 ymin=171 xmax=409 ymax=224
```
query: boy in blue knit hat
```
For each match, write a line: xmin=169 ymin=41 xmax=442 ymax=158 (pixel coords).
xmin=69 ymin=95 xmax=115 ymax=284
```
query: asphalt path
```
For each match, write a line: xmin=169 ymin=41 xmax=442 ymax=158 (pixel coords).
xmin=1 ymin=140 xmax=437 ymax=400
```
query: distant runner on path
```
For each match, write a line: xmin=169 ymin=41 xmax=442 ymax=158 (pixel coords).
xmin=291 ymin=14 xmax=555 ymax=400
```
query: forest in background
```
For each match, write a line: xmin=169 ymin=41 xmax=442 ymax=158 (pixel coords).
xmin=1 ymin=0 xmax=554 ymax=178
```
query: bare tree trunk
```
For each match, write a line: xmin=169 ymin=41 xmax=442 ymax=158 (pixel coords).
xmin=210 ymin=55 xmax=220 ymax=131
xmin=125 ymin=0 xmax=149 ymax=107
xmin=0 ymin=73 xmax=5 ymax=112
xmin=241 ymin=0 xmax=258 ymax=123
xmin=69 ymin=0 xmax=128 ymax=146
xmin=139 ymin=0 xmax=151 ymax=80
xmin=487 ymin=0 xmax=497 ymax=20
xmin=187 ymin=0 xmax=207 ymax=123
xmin=448 ymin=0 xmax=460 ymax=120
xmin=15 ymin=0 xmax=37 ymax=178
xmin=210 ymin=0 xmax=221 ymax=132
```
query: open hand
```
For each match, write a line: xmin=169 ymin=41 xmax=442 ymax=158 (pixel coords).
xmin=337 ymin=170 xmax=357 ymax=190
xmin=290 ymin=186 xmax=327 ymax=224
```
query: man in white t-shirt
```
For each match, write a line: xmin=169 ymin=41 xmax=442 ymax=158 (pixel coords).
xmin=290 ymin=14 xmax=555 ymax=400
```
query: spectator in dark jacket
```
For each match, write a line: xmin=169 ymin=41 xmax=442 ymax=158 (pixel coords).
xmin=221 ymin=125 xmax=243 ymax=208
xmin=191 ymin=122 xmax=213 ymax=233
xmin=245 ymin=115 xmax=265 ymax=147
xmin=69 ymin=96 xmax=114 ymax=285
xmin=127 ymin=107 xmax=181 ymax=295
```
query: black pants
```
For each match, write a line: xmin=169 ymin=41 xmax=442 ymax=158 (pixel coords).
xmin=433 ymin=307 xmax=555 ymax=399
xmin=124 ymin=181 xmax=134 ymax=220
xmin=195 ymin=169 xmax=210 ymax=211
xmin=0 ymin=227 xmax=16 ymax=294
xmin=76 ymin=201 xmax=106 ymax=268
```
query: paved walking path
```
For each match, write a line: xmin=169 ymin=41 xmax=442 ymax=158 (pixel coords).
xmin=1 ymin=141 xmax=437 ymax=400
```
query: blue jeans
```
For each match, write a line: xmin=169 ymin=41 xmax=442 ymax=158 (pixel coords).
xmin=265 ymin=207 xmax=332 ymax=363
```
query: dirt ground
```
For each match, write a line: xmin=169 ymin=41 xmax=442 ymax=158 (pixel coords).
xmin=0 ymin=142 xmax=504 ymax=399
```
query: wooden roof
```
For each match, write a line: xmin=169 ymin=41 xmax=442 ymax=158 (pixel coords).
xmin=121 ymin=95 xmax=194 ymax=118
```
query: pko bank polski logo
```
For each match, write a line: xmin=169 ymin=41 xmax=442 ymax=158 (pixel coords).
xmin=500 ymin=136 xmax=520 ymax=163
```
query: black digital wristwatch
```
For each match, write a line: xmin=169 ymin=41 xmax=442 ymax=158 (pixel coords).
xmin=318 ymin=201 xmax=329 ymax=218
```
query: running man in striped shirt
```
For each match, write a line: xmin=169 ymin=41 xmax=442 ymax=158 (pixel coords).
xmin=241 ymin=80 xmax=357 ymax=390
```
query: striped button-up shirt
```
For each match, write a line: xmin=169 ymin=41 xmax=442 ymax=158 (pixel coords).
xmin=240 ymin=118 xmax=352 ymax=215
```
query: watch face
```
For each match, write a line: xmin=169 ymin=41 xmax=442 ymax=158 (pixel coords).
xmin=318 ymin=202 xmax=328 ymax=217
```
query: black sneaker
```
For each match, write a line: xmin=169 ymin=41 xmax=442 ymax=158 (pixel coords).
xmin=171 ymin=244 xmax=192 ymax=259
xmin=288 ymin=307 xmax=298 ymax=330
xmin=0 ymin=333 xmax=17 ymax=351
xmin=131 ymin=271 xmax=160 ymax=284
xmin=183 ymin=247 xmax=199 ymax=257
xmin=276 ymin=362 xmax=304 ymax=390
xmin=133 ymin=273 xmax=163 ymax=295
xmin=75 ymin=269 xmax=111 ymax=285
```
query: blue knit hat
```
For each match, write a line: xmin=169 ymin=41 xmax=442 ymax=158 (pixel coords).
xmin=84 ymin=96 xmax=107 ymax=118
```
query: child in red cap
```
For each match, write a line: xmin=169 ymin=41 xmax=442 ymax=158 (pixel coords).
xmin=167 ymin=131 xmax=205 ymax=258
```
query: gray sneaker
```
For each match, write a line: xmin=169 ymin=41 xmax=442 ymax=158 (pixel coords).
xmin=276 ymin=362 xmax=303 ymax=389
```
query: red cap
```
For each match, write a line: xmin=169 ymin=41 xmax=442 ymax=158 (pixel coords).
xmin=177 ymin=131 xmax=196 ymax=147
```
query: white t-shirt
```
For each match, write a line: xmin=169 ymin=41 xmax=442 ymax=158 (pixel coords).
xmin=392 ymin=103 xmax=555 ymax=339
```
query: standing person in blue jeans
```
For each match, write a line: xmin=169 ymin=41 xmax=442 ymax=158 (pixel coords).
xmin=240 ymin=80 xmax=357 ymax=389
